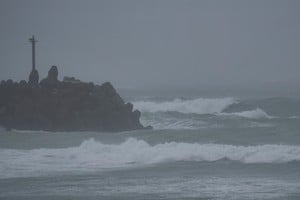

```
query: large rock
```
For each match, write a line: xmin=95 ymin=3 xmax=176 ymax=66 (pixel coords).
xmin=0 ymin=66 xmax=150 ymax=132
xmin=47 ymin=65 xmax=58 ymax=81
xmin=40 ymin=66 xmax=60 ymax=88
xmin=28 ymin=69 xmax=39 ymax=86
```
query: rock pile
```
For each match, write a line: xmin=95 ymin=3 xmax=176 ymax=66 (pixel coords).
xmin=0 ymin=66 xmax=150 ymax=132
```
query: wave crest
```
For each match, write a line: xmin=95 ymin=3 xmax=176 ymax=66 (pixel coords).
xmin=222 ymin=108 xmax=272 ymax=119
xmin=1 ymin=138 xmax=300 ymax=178
xmin=133 ymin=98 xmax=236 ymax=114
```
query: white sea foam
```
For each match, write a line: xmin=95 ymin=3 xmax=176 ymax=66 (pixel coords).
xmin=133 ymin=98 xmax=273 ymax=119
xmin=1 ymin=138 xmax=300 ymax=178
xmin=141 ymin=119 xmax=198 ymax=130
xmin=222 ymin=108 xmax=272 ymax=119
xmin=133 ymin=98 xmax=236 ymax=114
xmin=140 ymin=117 xmax=205 ymax=130
xmin=289 ymin=116 xmax=300 ymax=119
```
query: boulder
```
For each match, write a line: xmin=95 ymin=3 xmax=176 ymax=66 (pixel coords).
xmin=63 ymin=76 xmax=81 ymax=83
xmin=40 ymin=66 xmax=60 ymax=88
xmin=48 ymin=66 xmax=58 ymax=81
xmin=28 ymin=69 xmax=39 ymax=86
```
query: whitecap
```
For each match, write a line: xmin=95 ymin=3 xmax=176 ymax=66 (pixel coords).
xmin=221 ymin=108 xmax=273 ymax=119
xmin=133 ymin=97 xmax=236 ymax=114
xmin=1 ymin=138 xmax=299 ymax=178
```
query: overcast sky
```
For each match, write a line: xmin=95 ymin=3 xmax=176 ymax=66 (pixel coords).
xmin=0 ymin=0 xmax=299 ymax=91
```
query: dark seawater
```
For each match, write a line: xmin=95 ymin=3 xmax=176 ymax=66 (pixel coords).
xmin=1 ymin=91 xmax=300 ymax=200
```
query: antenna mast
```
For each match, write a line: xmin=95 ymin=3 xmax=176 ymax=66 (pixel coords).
xmin=29 ymin=35 xmax=37 ymax=71
xmin=28 ymin=35 xmax=39 ymax=86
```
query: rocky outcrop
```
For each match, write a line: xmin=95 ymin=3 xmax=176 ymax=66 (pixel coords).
xmin=28 ymin=69 xmax=39 ymax=86
xmin=40 ymin=66 xmax=60 ymax=88
xmin=0 ymin=66 xmax=151 ymax=132
xmin=63 ymin=76 xmax=81 ymax=83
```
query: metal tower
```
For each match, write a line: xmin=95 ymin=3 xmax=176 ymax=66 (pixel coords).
xmin=28 ymin=35 xmax=39 ymax=86
xmin=29 ymin=35 xmax=37 ymax=71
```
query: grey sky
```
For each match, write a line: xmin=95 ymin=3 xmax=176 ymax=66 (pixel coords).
xmin=0 ymin=0 xmax=299 ymax=90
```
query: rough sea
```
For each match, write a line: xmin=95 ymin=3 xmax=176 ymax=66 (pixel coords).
xmin=1 ymin=89 xmax=300 ymax=200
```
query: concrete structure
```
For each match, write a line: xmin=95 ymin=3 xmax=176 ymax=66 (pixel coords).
xmin=28 ymin=35 xmax=39 ymax=86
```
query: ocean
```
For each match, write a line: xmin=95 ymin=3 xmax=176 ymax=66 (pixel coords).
xmin=1 ymin=90 xmax=300 ymax=200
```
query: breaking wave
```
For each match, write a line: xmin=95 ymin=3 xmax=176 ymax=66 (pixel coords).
xmin=133 ymin=98 xmax=236 ymax=114
xmin=1 ymin=138 xmax=300 ymax=178
xmin=222 ymin=108 xmax=272 ymax=119
xmin=133 ymin=98 xmax=272 ymax=121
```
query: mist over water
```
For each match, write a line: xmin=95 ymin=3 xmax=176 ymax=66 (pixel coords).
xmin=1 ymin=137 xmax=300 ymax=178
xmin=1 ymin=90 xmax=300 ymax=199
xmin=1 ymin=1 xmax=300 ymax=92
xmin=132 ymin=95 xmax=300 ymax=131
xmin=1 ymin=1 xmax=300 ymax=199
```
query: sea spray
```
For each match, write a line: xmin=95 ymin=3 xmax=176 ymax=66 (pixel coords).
xmin=221 ymin=108 xmax=273 ymax=119
xmin=1 ymin=138 xmax=300 ymax=179
xmin=133 ymin=97 xmax=236 ymax=114
xmin=133 ymin=98 xmax=274 ymax=129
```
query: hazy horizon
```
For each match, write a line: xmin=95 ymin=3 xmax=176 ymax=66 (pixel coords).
xmin=0 ymin=0 xmax=299 ymax=93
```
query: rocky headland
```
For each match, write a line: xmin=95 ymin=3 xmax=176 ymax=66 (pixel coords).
xmin=0 ymin=66 xmax=150 ymax=132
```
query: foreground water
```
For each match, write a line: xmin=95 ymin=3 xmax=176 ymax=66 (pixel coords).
xmin=1 ymin=92 xmax=300 ymax=199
